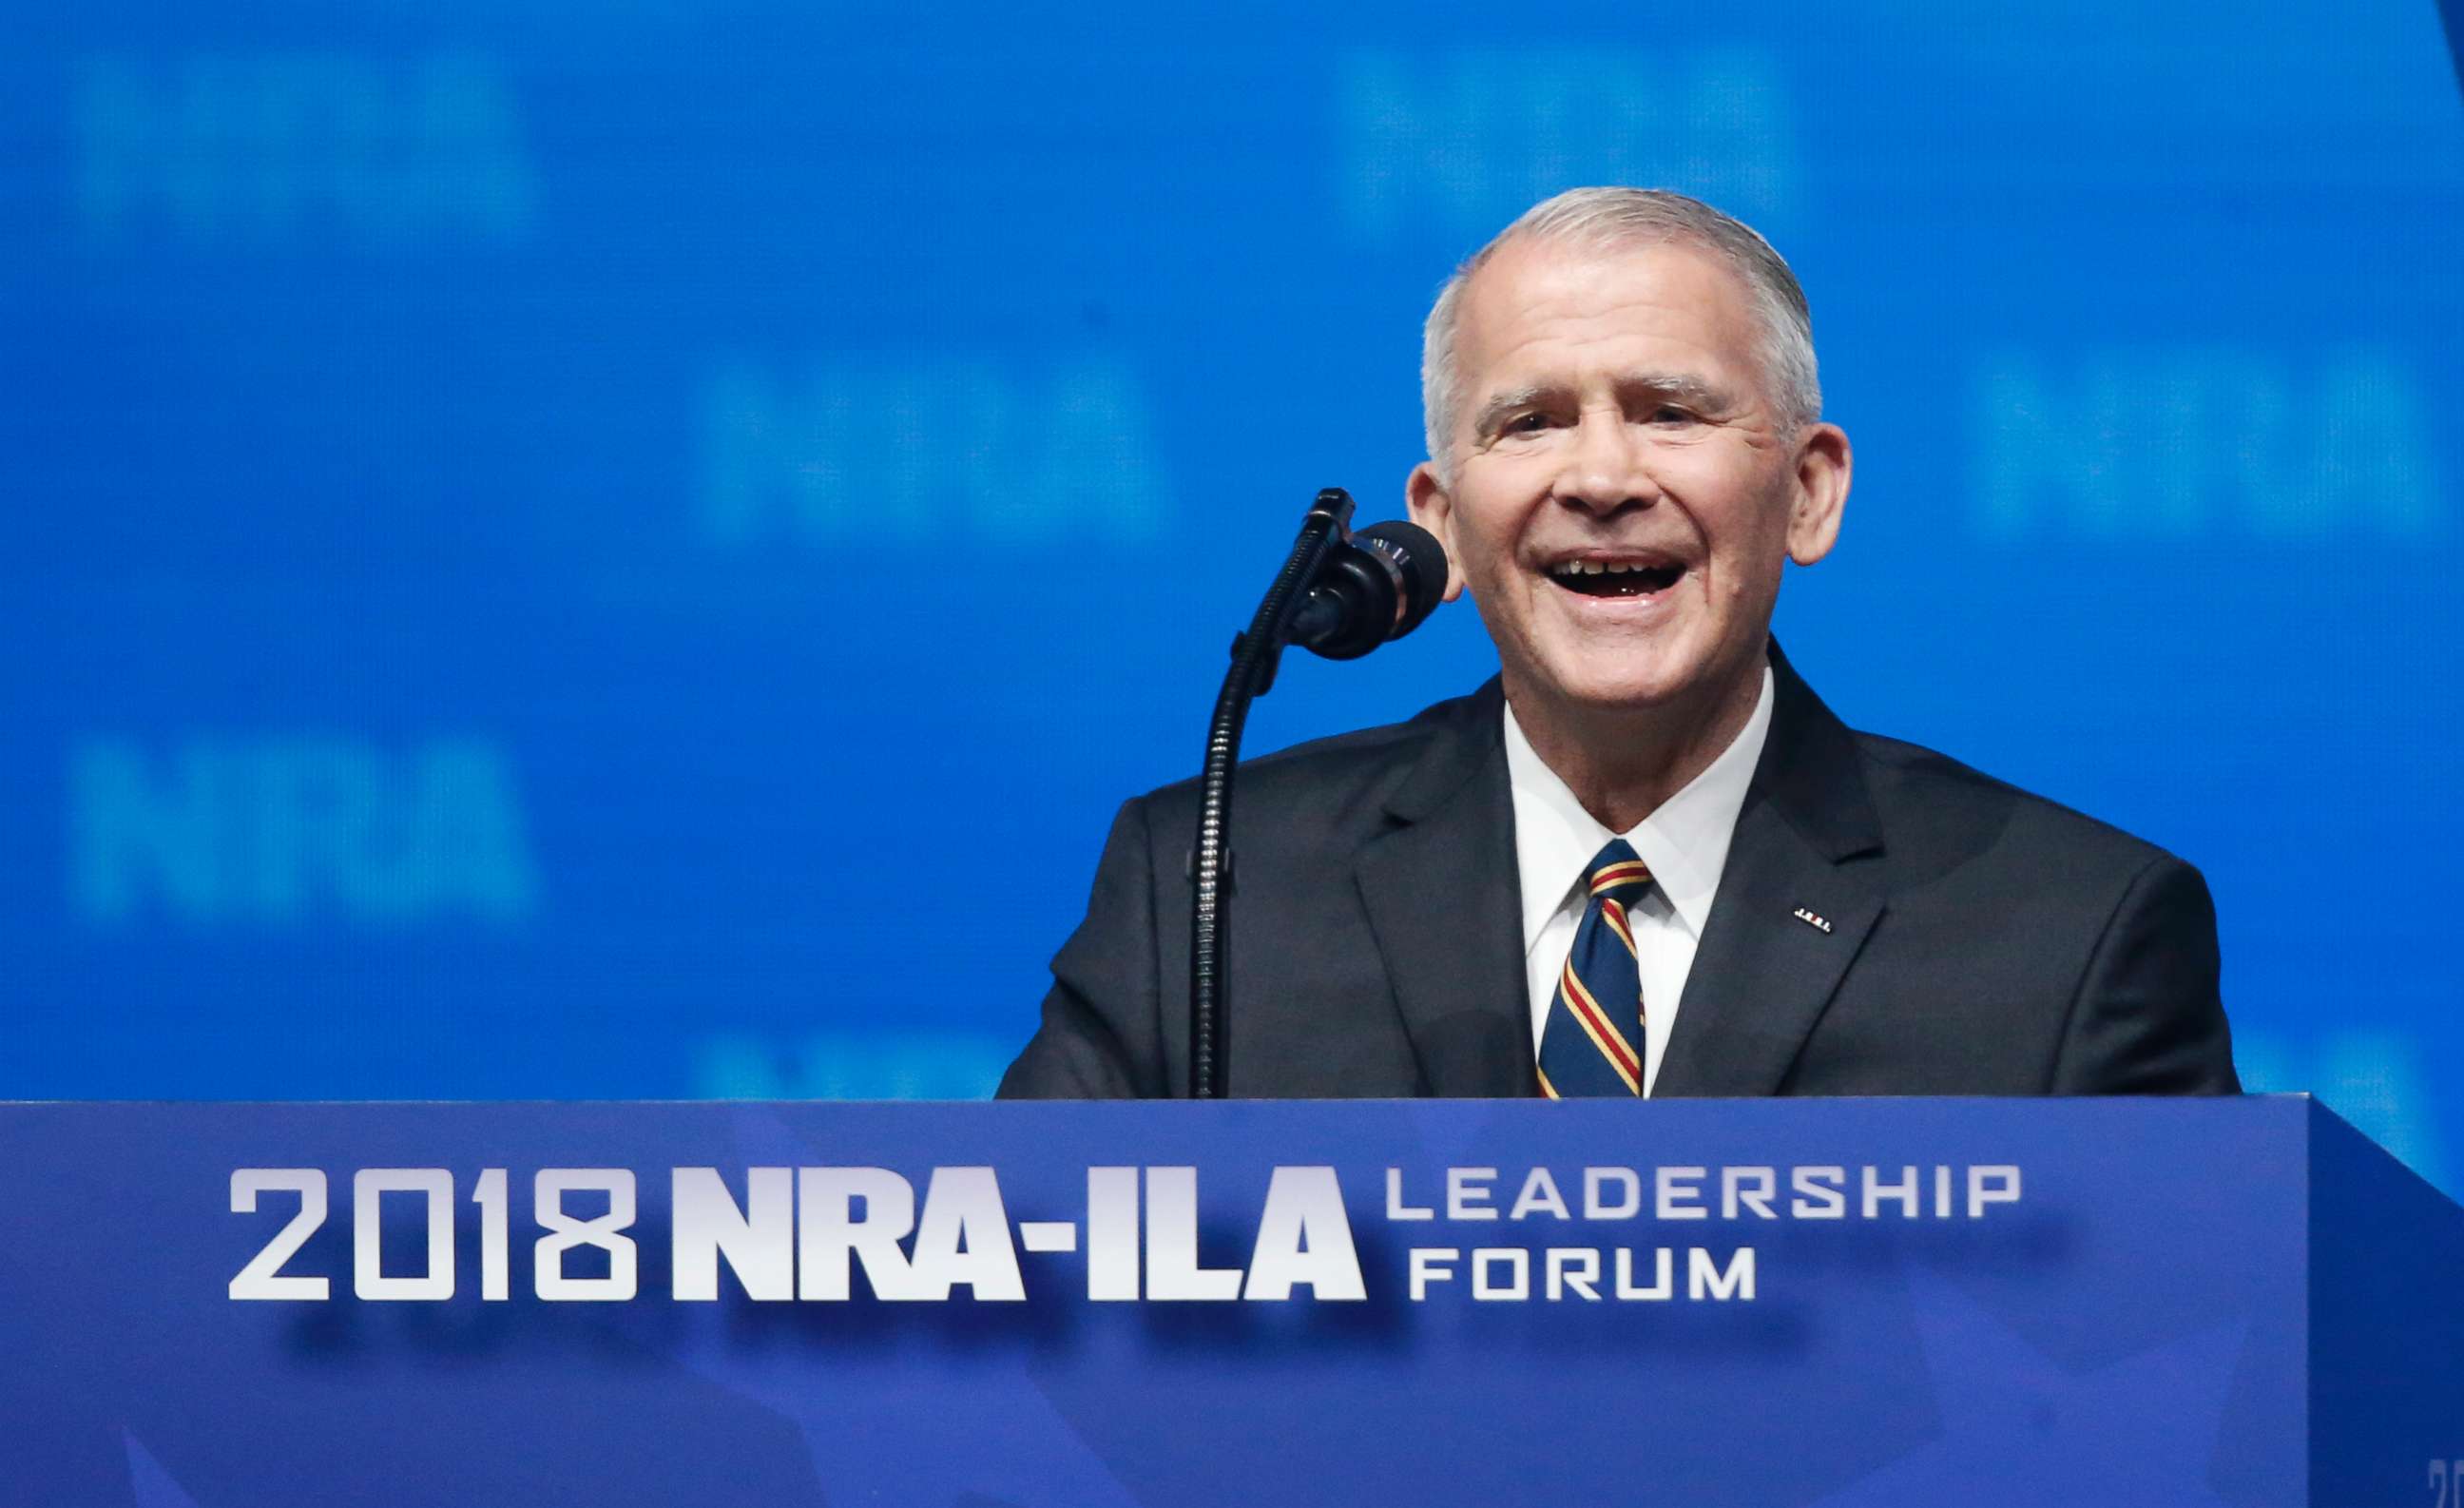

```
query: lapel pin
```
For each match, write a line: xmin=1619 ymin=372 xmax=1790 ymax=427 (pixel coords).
xmin=1792 ymin=907 xmax=1834 ymax=934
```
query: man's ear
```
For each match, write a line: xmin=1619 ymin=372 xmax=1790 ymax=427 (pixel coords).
xmin=1405 ymin=461 xmax=1468 ymax=601
xmin=1785 ymin=423 xmax=1851 ymax=567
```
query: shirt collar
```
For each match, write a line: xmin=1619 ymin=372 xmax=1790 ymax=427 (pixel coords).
xmin=1502 ymin=662 xmax=1776 ymax=952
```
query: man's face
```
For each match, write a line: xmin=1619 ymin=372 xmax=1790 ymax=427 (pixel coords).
xmin=1407 ymin=237 xmax=1848 ymax=721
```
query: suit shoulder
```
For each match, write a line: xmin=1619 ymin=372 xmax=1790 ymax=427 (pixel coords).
xmin=1848 ymin=728 xmax=2187 ymax=881
xmin=1126 ymin=686 xmax=1490 ymax=829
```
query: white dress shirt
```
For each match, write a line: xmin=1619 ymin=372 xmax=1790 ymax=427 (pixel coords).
xmin=1503 ymin=664 xmax=1775 ymax=1095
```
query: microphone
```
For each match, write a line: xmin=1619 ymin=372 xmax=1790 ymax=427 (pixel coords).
xmin=1189 ymin=492 xmax=1441 ymax=1096
xmin=1283 ymin=520 xmax=1450 ymax=660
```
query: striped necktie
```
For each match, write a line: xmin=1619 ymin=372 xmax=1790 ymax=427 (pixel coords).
xmin=1537 ymin=840 xmax=1654 ymax=1098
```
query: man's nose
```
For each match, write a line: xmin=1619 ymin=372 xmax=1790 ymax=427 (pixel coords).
xmin=1551 ymin=410 xmax=1655 ymax=515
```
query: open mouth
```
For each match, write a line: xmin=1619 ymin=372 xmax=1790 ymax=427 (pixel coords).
xmin=1546 ymin=559 xmax=1687 ymax=598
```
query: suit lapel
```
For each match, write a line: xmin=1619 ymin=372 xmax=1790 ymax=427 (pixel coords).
xmin=1654 ymin=647 xmax=1888 ymax=1097
xmin=1355 ymin=682 xmax=1536 ymax=1097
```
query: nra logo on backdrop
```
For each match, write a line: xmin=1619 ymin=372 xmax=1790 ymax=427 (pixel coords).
xmin=1338 ymin=49 xmax=1800 ymax=239
xmin=1972 ymin=347 xmax=2442 ymax=541
xmin=695 ymin=357 xmax=1168 ymax=546
xmin=67 ymin=736 xmax=537 ymax=928
xmin=72 ymin=54 xmax=535 ymax=246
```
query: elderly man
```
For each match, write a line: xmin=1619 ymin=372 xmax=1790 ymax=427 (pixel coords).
xmin=999 ymin=187 xmax=2238 ymax=1099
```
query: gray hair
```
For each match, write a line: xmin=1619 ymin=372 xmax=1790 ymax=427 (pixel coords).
xmin=1419 ymin=187 xmax=1821 ymax=478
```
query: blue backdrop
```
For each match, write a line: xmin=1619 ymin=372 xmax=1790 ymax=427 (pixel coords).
xmin=9 ymin=3 xmax=2462 ymax=1184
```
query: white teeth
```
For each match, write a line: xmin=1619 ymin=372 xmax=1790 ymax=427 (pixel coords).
xmin=1550 ymin=559 xmax=1685 ymax=580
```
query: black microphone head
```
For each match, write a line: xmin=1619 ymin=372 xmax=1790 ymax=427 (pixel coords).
xmin=1354 ymin=521 xmax=1449 ymax=639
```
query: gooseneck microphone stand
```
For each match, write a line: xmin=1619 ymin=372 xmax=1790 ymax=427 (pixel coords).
xmin=1188 ymin=488 xmax=1356 ymax=1099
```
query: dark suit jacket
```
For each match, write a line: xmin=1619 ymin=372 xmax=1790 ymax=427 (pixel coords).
xmin=998 ymin=645 xmax=2239 ymax=1098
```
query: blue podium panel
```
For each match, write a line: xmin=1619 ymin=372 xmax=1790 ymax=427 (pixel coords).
xmin=0 ymin=1096 xmax=2453 ymax=1506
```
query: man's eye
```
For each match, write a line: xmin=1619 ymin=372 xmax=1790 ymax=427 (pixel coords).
xmin=1502 ymin=412 xmax=1551 ymax=435
xmin=1650 ymin=405 xmax=1696 ymax=424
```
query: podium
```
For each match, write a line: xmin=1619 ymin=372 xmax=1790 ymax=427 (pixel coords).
xmin=3 ymin=1095 xmax=2456 ymax=1506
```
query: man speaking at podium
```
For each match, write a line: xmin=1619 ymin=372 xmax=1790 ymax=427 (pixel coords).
xmin=1000 ymin=187 xmax=2239 ymax=1101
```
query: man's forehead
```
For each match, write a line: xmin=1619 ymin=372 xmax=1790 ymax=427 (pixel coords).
xmin=1453 ymin=235 xmax=1763 ymax=397
xmin=1458 ymin=237 xmax=1750 ymax=353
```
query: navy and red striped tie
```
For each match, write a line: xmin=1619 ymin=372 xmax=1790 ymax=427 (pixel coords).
xmin=1537 ymin=840 xmax=1653 ymax=1097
